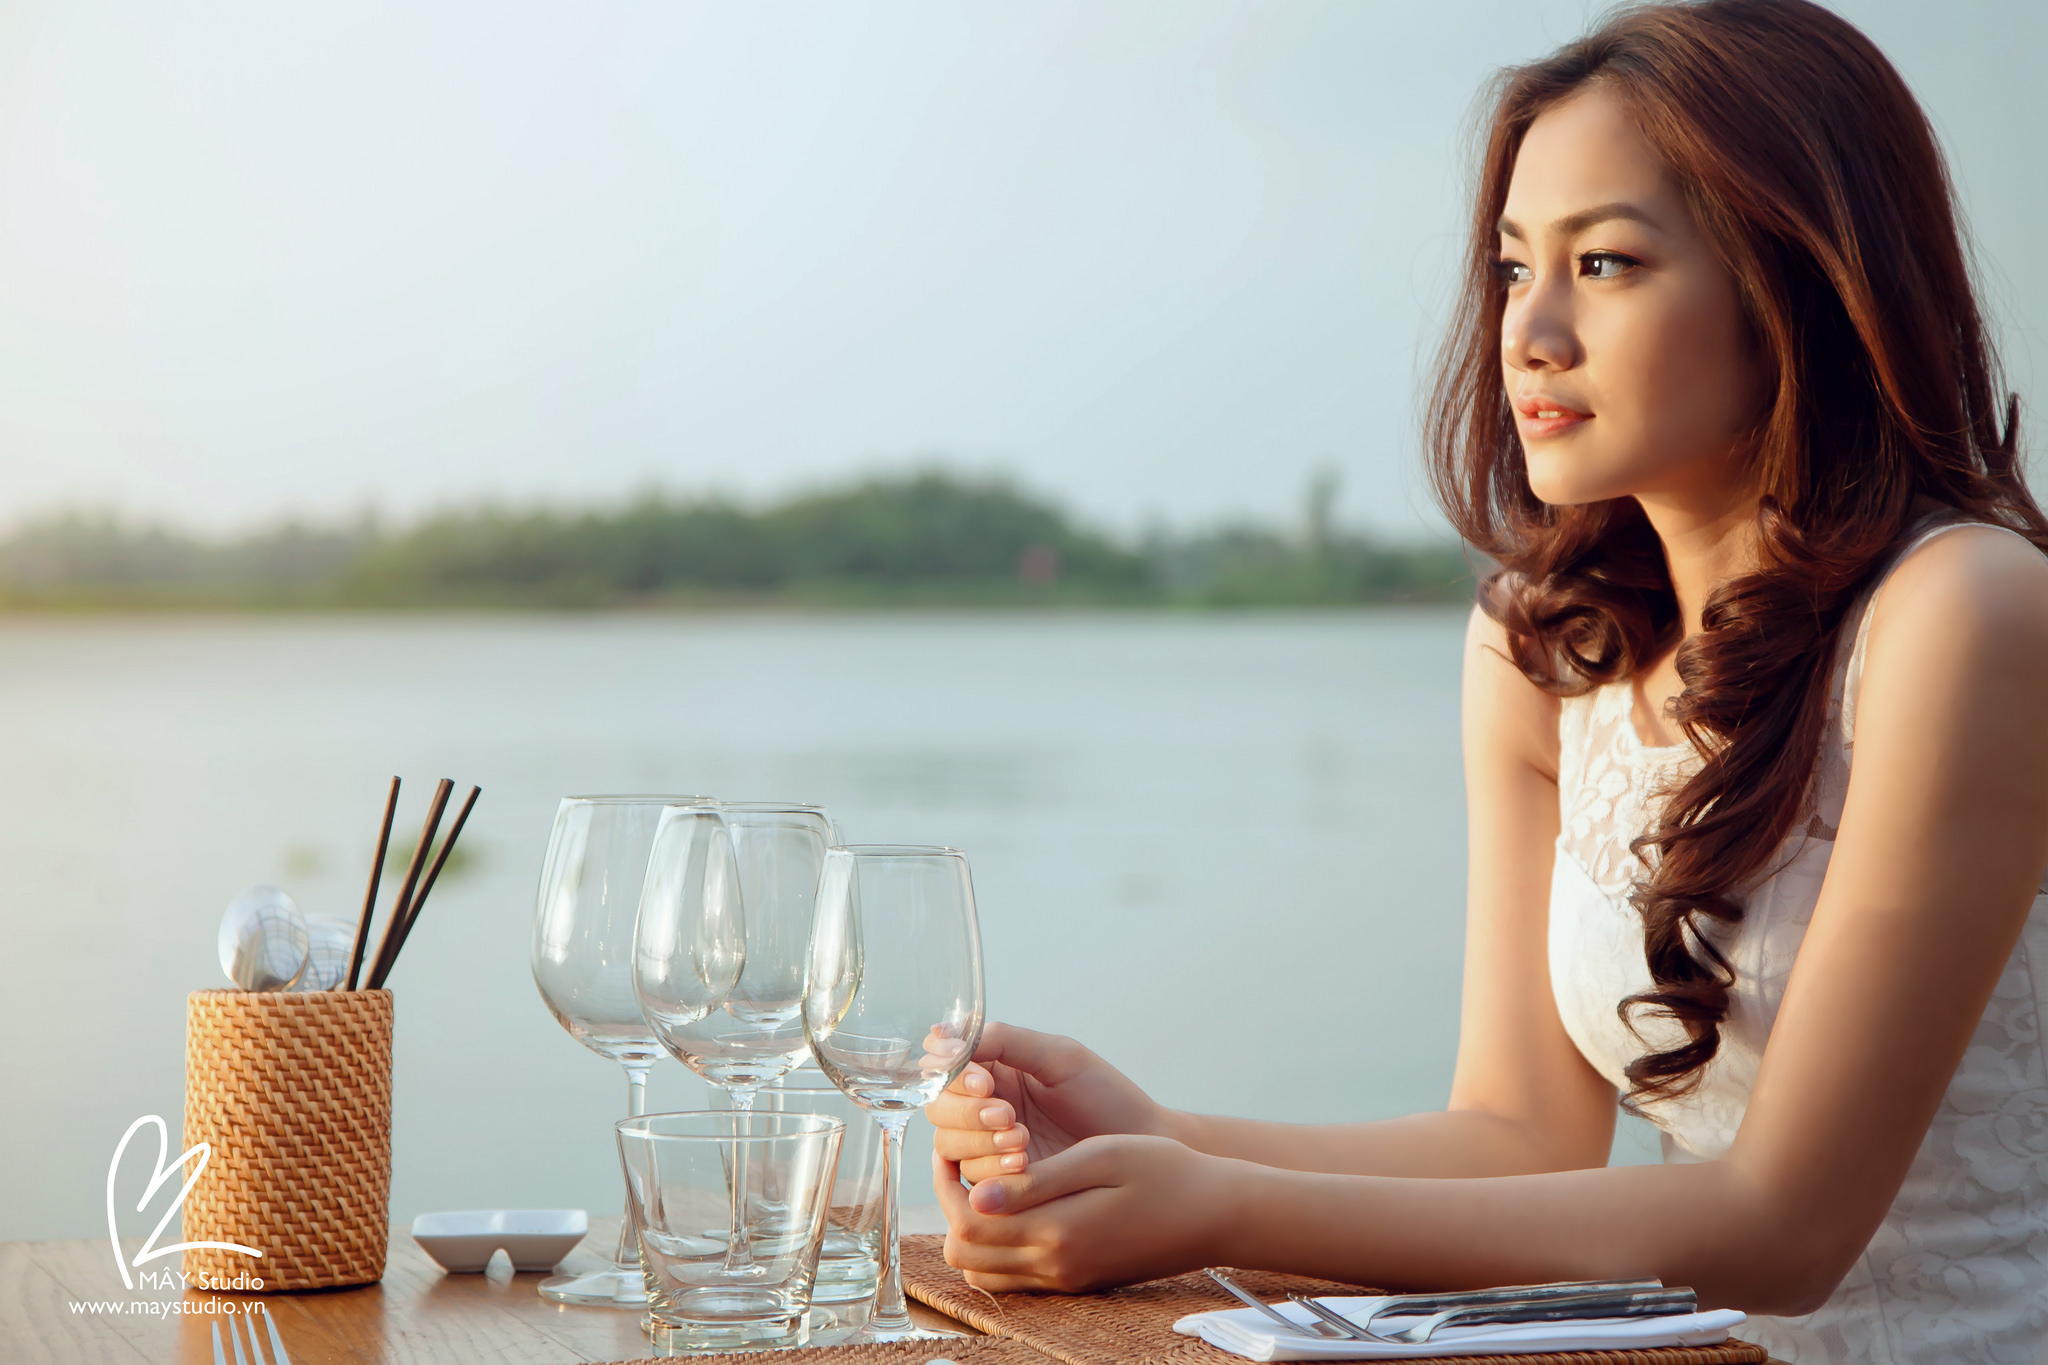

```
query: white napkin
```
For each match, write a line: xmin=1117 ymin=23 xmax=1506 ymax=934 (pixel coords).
xmin=1172 ymin=1295 xmax=1747 ymax=1361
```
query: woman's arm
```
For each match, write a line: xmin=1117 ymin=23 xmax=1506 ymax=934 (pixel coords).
xmin=1164 ymin=602 xmax=1617 ymax=1177
xmin=938 ymin=528 xmax=2048 ymax=1313
xmin=931 ymin=604 xmax=1616 ymax=1183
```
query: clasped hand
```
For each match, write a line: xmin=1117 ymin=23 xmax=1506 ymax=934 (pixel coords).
xmin=925 ymin=1022 xmax=1241 ymax=1292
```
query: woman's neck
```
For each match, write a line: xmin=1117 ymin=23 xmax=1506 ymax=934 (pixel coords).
xmin=1635 ymin=489 xmax=1759 ymax=640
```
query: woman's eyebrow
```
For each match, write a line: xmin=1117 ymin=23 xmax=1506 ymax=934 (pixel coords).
xmin=1497 ymin=201 xmax=1663 ymax=241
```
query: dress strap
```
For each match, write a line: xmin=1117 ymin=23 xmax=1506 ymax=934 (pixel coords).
xmin=1839 ymin=516 xmax=2035 ymax=746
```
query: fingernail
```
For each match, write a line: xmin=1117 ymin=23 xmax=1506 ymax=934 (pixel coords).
xmin=964 ymin=1071 xmax=991 ymax=1096
xmin=979 ymin=1105 xmax=1007 ymax=1127
xmin=992 ymin=1128 xmax=1024 ymax=1151
xmin=971 ymin=1182 xmax=1008 ymax=1213
xmin=1000 ymin=1153 xmax=1025 ymax=1172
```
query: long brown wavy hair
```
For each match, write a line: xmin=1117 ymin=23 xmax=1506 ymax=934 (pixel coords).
xmin=1427 ymin=0 xmax=2048 ymax=1107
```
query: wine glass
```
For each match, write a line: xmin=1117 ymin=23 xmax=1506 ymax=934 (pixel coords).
xmin=635 ymin=803 xmax=835 ymax=1268
xmin=531 ymin=793 xmax=708 ymax=1306
xmin=803 ymin=844 xmax=984 ymax=1343
xmin=637 ymin=802 xmax=836 ymax=1104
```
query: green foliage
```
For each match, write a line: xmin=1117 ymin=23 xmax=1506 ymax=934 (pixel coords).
xmin=0 ymin=512 xmax=362 ymax=603
xmin=1145 ymin=525 xmax=1481 ymax=607
xmin=338 ymin=473 xmax=1150 ymax=606
xmin=0 ymin=470 xmax=1479 ymax=611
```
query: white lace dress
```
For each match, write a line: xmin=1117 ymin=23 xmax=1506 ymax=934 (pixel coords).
xmin=1548 ymin=520 xmax=2048 ymax=1363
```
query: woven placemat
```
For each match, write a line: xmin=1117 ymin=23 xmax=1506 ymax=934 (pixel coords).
xmin=899 ymin=1235 xmax=1769 ymax=1365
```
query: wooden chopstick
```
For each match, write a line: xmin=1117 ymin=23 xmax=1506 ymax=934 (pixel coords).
xmin=371 ymin=784 xmax=481 ymax=989
xmin=346 ymin=777 xmax=402 ymax=991
xmin=366 ymin=779 xmax=452 ymax=990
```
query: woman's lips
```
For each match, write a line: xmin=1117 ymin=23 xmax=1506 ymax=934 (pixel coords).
xmin=1514 ymin=395 xmax=1592 ymax=439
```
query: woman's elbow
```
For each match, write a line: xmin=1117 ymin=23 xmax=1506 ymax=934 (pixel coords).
xmin=1728 ymin=1250 xmax=1850 ymax=1319
xmin=1703 ymin=1189 xmax=1868 ymax=1318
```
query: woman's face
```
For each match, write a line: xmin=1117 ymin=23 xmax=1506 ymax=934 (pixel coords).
xmin=1498 ymin=84 xmax=1765 ymax=511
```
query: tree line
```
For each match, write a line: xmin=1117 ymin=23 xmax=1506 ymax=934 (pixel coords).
xmin=0 ymin=471 xmax=1480 ymax=609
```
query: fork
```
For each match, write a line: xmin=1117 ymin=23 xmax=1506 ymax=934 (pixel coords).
xmin=223 ymin=1311 xmax=295 ymax=1365
xmin=1204 ymin=1268 xmax=1348 ymax=1339
xmin=1372 ymin=1287 xmax=1698 ymax=1346
xmin=1288 ymin=1277 xmax=1666 ymax=1341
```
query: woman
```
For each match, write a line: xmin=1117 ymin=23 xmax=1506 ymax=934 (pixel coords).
xmin=927 ymin=1 xmax=2048 ymax=1358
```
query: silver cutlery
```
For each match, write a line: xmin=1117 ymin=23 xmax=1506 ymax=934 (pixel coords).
xmin=213 ymin=1311 xmax=293 ymax=1365
xmin=1205 ymin=1268 xmax=1348 ymax=1339
xmin=1288 ymin=1277 xmax=1665 ymax=1340
xmin=1290 ymin=1295 xmax=1385 ymax=1340
xmin=1353 ymin=1287 xmax=1698 ymax=1346
xmin=1212 ymin=1267 xmax=1692 ymax=1347
xmin=262 ymin=1309 xmax=296 ymax=1365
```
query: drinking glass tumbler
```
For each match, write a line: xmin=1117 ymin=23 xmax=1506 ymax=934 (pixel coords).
xmin=531 ymin=794 xmax=708 ymax=1306
xmin=750 ymin=1070 xmax=886 ymax=1306
xmin=616 ymin=1111 xmax=844 ymax=1354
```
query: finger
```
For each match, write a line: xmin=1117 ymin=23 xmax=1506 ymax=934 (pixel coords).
xmin=963 ymin=1269 xmax=1051 ymax=1293
xmin=923 ymin=1022 xmax=969 ymax=1050
xmin=920 ymin=1033 xmax=972 ymax=1077
xmin=932 ymin=1154 xmax=1031 ymax=1248
xmin=925 ymin=1089 xmax=1013 ymax=1133
xmin=933 ymin=1125 xmax=1031 ymax=1168
xmin=944 ymin=1061 xmax=996 ymax=1100
xmin=931 ymin=1117 xmax=1027 ymax=1157
xmin=942 ymin=1228 xmax=1044 ymax=1276
xmin=966 ymin=1142 xmax=1114 ymax=1216
xmin=933 ymin=1151 xmax=974 ymax=1223
xmin=959 ymin=1155 xmax=1027 ymax=1184
xmin=929 ymin=1035 xmax=991 ymax=1096
xmin=941 ymin=1120 xmax=1031 ymax=1173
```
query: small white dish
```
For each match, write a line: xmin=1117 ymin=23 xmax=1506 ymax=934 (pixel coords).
xmin=410 ymin=1209 xmax=588 ymax=1273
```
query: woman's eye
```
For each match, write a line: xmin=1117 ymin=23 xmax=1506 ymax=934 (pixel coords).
xmin=1493 ymin=258 xmax=1533 ymax=287
xmin=1578 ymin=251 xmax=1639 ymax=280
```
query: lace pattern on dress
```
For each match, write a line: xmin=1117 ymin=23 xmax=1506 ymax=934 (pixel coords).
xmin=1548 ymin=519 xmax=2048 ymax=1363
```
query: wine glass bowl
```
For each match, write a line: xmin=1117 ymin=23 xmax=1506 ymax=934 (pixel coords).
xmin=635 ymin=802 xmax=836 ymax=1105
xmin=533 ymin=795 xmax=710 ymax=1066
xmin=529 ymin=793 xmax=708 ymax=1306
xmin=805 ymin=846 xmax=984 ymax=1110
xmin=631 ymin=805 xmax=746 ymax=1039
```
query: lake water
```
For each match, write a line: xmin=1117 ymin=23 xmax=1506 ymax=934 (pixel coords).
xmin=0 ymin=610 xmax=1653 ymax=1244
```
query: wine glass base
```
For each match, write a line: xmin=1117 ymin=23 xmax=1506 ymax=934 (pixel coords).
xmin=850 ymin=1322 xmax=970 ymax=1343
xmin=538 ymin=1268 xmax=648 ymax=1306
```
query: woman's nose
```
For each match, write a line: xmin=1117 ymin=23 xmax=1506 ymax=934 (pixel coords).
xmin=1501 ymin=278 xmax=1579 ymax=373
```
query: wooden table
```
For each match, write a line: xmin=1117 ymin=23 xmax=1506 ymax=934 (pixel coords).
xmin=3 ymin=1214 xmax=971 ymax=1364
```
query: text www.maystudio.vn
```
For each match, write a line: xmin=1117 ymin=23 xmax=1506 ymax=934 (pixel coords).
xmin=70 ymin=1296 xmax=266 ymax=1317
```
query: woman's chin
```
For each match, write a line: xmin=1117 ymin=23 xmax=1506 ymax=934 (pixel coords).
xmin=1522 ymin=443 xmax=1652 ymax=508
xmin=1525 ymin=471 xmax=1620 ymax=508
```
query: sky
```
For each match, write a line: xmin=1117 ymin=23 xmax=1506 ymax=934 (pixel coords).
xmin=1 ymin=1 xmax=2041 ymax=539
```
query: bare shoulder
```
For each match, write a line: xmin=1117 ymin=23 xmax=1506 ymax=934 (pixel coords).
xmin=1864 ymin=523 xmax=2048 ymax=688
xmin=1462 ymin=600 xmax=1561 ymax=783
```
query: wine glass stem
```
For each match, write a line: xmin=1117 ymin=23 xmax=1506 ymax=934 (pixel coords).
xmin=615 ymin=1062 xmax=651 ymax=1270
xmin=721 ymin=1086 xmax=758 ymax=1271
xmin=869 ymin=1110 xmax=915 ymax=1333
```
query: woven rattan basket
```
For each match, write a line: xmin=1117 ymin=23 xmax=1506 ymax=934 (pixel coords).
xmin=182 ymin=988 xmax=393 ymax=1290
